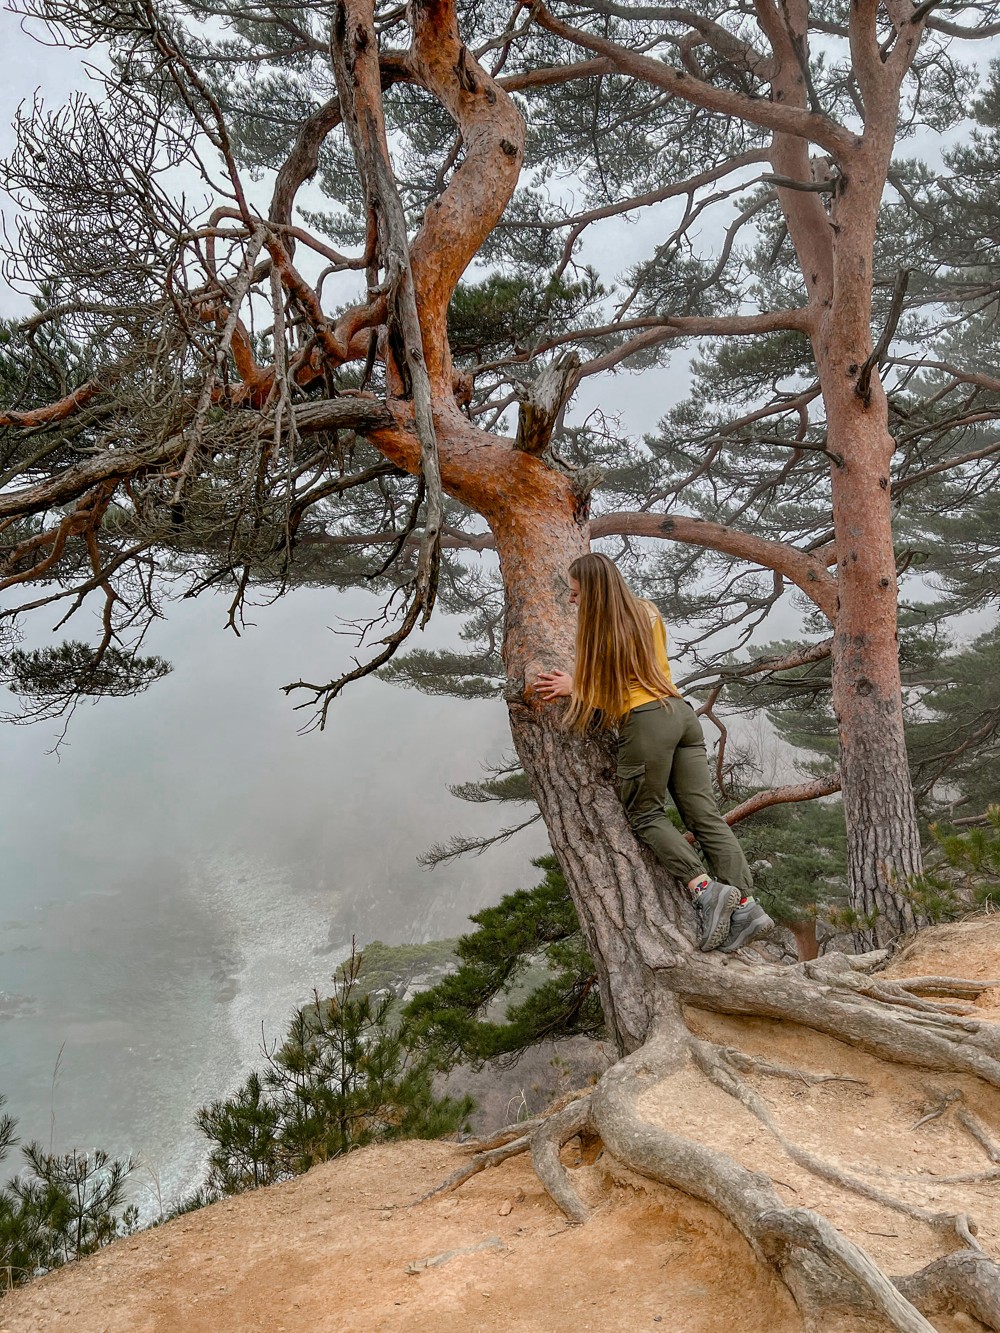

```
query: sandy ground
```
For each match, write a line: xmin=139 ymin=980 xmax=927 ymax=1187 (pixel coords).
xmin=0 ymin=1142 xmax=796 ymax=1333
xmin=4 ymin=916 xmax=1000 ymax=1333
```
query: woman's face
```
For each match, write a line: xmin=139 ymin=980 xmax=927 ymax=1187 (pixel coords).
xmin=568 ymin=575 xmax=581 ymax=608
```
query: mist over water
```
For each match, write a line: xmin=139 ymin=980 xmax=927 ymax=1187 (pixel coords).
xmin=0 ymin=9 xmax=804 ymax=1215
xmin=0 ymin=588 xmax=547 ymax=1210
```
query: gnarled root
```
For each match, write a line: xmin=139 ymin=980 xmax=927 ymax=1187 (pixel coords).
xmin=590 ymin=1021 xmax=939 ymax=1332
xmin=414 ymin=1133 xmax=532 ymax=1205
xmin=529 ymin=1097 xmax=592 ymax=1224
xmin=668 ymin=950 xmax=1000 ymax=1085
xmin=895 ymin=1251 xmax=1000 ymax=1330
xmin=418 ymin=1087 xmax=595 ymax=1219
xmin=580 ymin=954 xmax=1000 ymax=1328
xmin=421 ymin=947 xmax=1000 ymax=1329
xmin=691 ymin=1039 xmax=985 ymax=1251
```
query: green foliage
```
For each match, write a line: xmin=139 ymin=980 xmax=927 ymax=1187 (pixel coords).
xmin=196 ymin=1072 xmax=283 ymax=1195
xmin=403 ymin=855 xmax=603 ymax=1070
xmin=449 ymin=771 xmax=535 ymax=805
xmin=0 ymin=642 xmax=171 ymax=719
xmin=196 ymin=946 xmax=472 ymax=1197
xmin=159 ymin=1187 xmax=216 ymax=1222
xmin=0 ymin=1097 xmax=136 ymax=1292
xmin=378 ymin=647 xmax=504 ymax=699
xmin=906 ymin=626 xmax=1000 ymax=817
xmin=447 ymin=272 xmax=604 ymax=365
xmin=343 ymin=938 xmax=459 ymax=1003
xmin=707 ymin=639 xmax=838 ymax=766
xmin=710 ymin=622 xmax=1000 ymax=821
xmin=735 ymin=800 xmax=848 ymax=928
xmin=904 ymin=807 xmax=1000 ymax=924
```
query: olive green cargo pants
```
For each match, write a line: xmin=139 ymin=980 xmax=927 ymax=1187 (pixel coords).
xmin=616 ymin=699 xmax=753 ymax=892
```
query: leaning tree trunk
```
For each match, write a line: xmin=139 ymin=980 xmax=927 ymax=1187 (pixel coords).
xmin=508 ymin=701 xmax=689 ymax=1051
xmin=487 ymin=477 xmax=695 ymax=1052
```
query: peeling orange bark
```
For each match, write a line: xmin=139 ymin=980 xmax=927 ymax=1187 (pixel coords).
xmin=0 ymin=380 xmax=102 ymax=429
xmin=407 ymin=0 xmax=525 ymax=393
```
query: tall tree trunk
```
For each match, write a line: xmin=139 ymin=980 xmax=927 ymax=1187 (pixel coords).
xmin=821 ymin=357 xmax=923 ymax=947
xmin=772 ymin=55 xmax=923 ymax=945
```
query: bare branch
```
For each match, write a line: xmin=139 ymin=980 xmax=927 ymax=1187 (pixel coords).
xmin=534 ymin=5 xmax=856 ymax=160
xmin=591 ymin=512 xmax=837 ymax=619
xmin=725 ymin=774 xmax=842 ymax=826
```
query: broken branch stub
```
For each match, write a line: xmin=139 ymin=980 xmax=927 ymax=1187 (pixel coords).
xmin=515 ymin=350 xmax=581 ymax=455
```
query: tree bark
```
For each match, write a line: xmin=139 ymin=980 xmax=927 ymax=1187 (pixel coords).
xmin=491 ymin=493 xmax=689 ymax=1052
xmin=817 ymin=326 xmax=923 ymax=948
xmin=800 ymin=69 xmax=924 ymax=944
xmin=789 ymin=918 xmax=820 ymax=962
xmin=538 ymin=2 xmax=929 ymax=946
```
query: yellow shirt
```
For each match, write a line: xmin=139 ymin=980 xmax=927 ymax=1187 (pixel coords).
xmin=624 ymin=604 xmax=676 ymax=713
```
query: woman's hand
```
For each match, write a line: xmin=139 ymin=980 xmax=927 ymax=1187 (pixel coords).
xmin=534 ymin=669 xmax=573 ymax=700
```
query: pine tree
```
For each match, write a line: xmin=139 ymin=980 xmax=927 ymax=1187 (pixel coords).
xmin=196 ymin=945 xmax=472 ymax=1196
xmin=8 ymin=2 xmax=1000 ymax=1314
xmin=0 ymin=1095 xmax=136 ymax=1288
xmin=404 ymin=855 xmax=603 ymax=1069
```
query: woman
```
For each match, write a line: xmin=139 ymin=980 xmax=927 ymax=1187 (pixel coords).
xmin=535 ymin=552 xmax=773 ymax=953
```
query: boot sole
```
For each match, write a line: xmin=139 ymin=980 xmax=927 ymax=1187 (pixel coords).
xmin=699 ymin=886 xmax=741 ymax=951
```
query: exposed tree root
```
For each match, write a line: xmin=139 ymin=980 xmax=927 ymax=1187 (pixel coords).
xmin=667 ymin=951 xmax=1000 ymax=1085
xmin=718 ymin=1045 xmax=868 ymax=1087
xmin=894 ymin=976 xmax=1000 ymax=1000
xmin=958 ymin=1106 xmax=1000 ymax=1163
xmin=804 ymin=960 xmax=982 ymax=1017
xmin=419 ymin=947 xmax=1000 ymax=1329
xmin=528 ymin=1097 xmax=592 ymax=1225
xmin=468 ymin=1119 xmax=544 ymax=1152
xmin=894 ymin=1251 xmax=1000 ymax=1331
xmin=415 ymin=1086 xmax=597 ymax=1208
xmin=690 ymin=1038 xmax=985 ymax=1250
xmin=911 ymin=1088 xmax=963 ymax=1130
xmin=413 ymin=1135 xmax=531 ymax=1204
xmin=590 ymin=1020 xmax=938 ymax=1332
xmin=863 ymin=1163 xmax=1000 ymax=1186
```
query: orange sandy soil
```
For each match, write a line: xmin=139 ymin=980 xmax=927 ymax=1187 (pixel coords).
xmin=4 ymin=915 xmax=1000 ymax=1333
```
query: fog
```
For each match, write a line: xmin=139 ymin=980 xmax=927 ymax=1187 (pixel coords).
xmin=0 ymin=10 xmax=810 ymax=1197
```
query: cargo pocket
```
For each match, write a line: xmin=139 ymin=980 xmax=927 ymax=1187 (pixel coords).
xmin=615 ymin=760 xmax=646 ymax=820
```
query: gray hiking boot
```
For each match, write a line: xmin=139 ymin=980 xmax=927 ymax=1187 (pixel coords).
xmin=719 ymin=898 xmax=775 ymax=952
xmin=694 ymin=881 xmax=741 ymax=951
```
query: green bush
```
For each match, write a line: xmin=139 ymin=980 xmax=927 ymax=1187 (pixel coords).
xmin=403 ymin=855 xmax=603 ymax=1070
xmin=904 ymin=806 xmax=1000 ymax=924
xmin=195 ymin=945 xmax=473 ymax=1198
xmin=0 ymin=1098 xmax=136 ymax=1293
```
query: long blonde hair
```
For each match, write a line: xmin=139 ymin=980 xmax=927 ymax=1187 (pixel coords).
xmin=564 ymin=553 xmax=680 ymax=732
